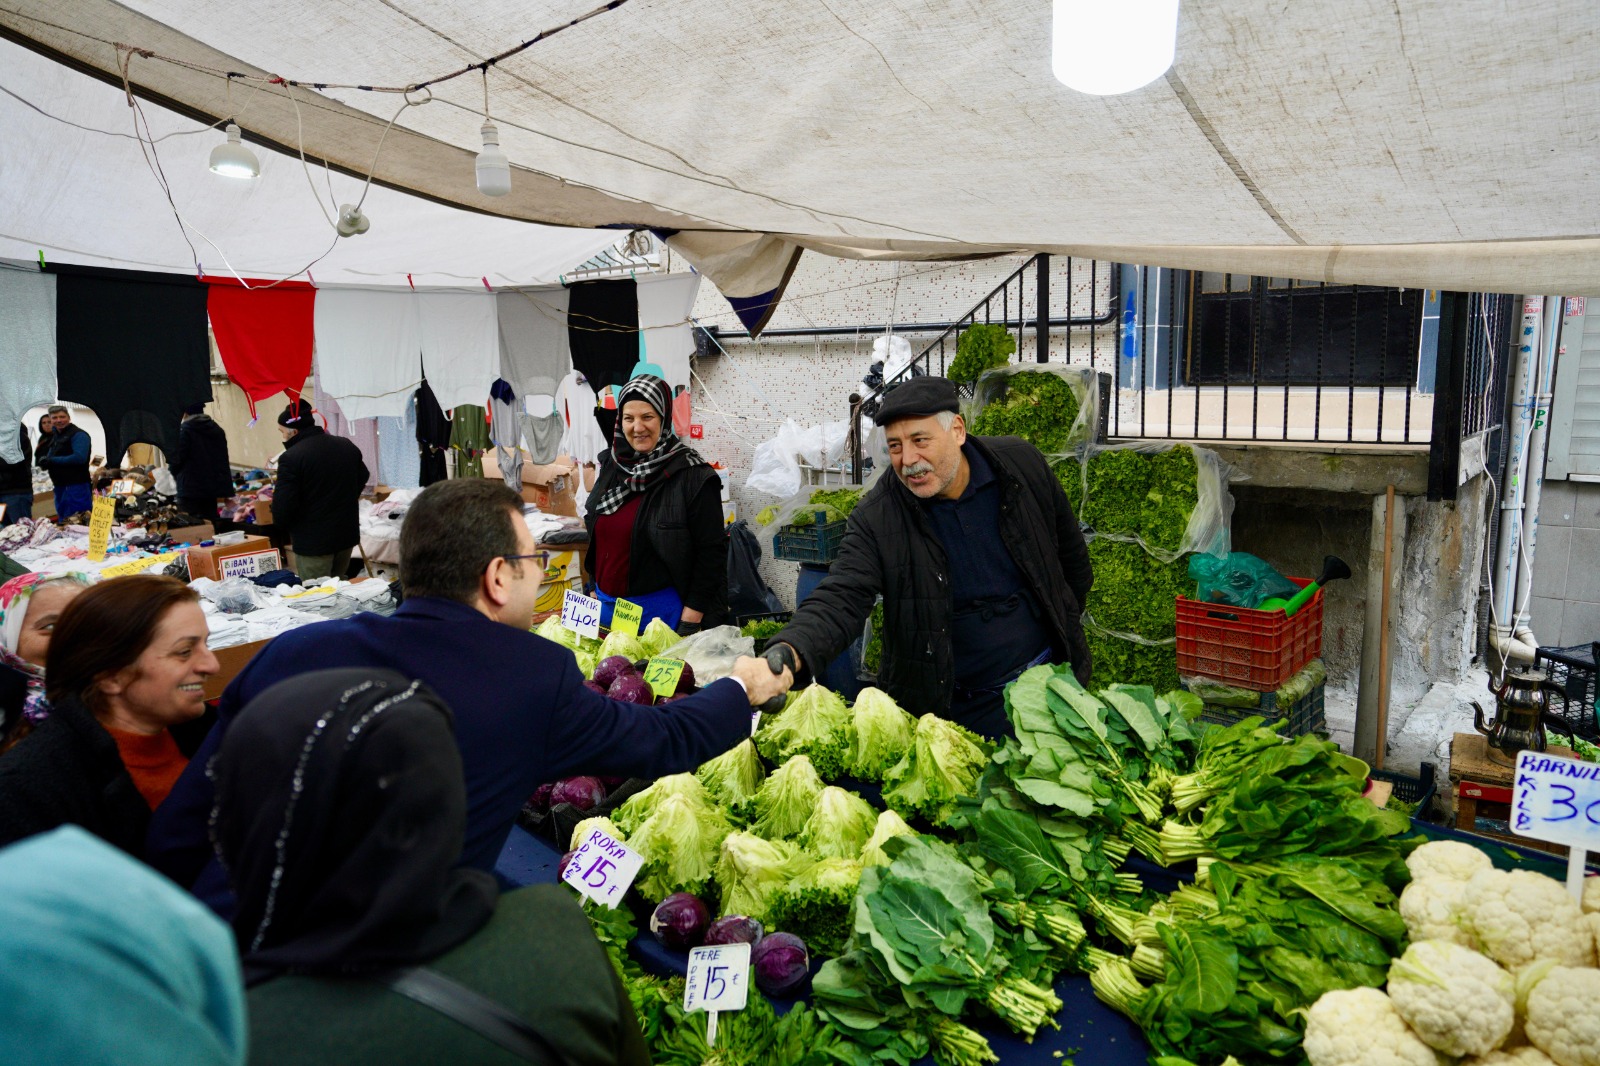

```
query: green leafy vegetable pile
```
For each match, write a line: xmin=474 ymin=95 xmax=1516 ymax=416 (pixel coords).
xmin=1086 ymin=628 xmax=1181 ymax=693
xmin=1053 ymin=457 xmax=1083 ymax=514
xmin=862 ymin=601 xmax=884 ymax=675
xmin=739 ymin=618 xmax=787 ymax=641
xmin=1085 ymin=538 xmax=1190 ymax=641
xmin=970 ymin=371 xmax=1084 ymax=454
xmin=1080 ymin=445 xmax=1201 ymax=555
xmin=948 ymin=323 xmax=1017 ymax=384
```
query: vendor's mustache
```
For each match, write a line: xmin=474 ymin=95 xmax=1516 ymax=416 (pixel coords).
xmin=899 ymin=461 xmax=934 ymax=478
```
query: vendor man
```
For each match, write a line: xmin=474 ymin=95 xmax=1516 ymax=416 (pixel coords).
xmin=34 ymin=406 xmax=92 ymax=520
xmin=770 ymin=376 xmax=1093 ymax=737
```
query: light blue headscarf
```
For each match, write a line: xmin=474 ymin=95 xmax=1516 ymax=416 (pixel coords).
xmin=0 ymin=827 xmax=247 ymax=1066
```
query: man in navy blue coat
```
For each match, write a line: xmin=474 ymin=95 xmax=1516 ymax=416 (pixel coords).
xmin=149 ymin=478 xmax=790 ymax=895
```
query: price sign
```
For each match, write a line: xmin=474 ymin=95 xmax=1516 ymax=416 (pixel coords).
xmin=111 ymin=479 xmax=137 ymax=495
xmin=684 ymin=942 xmax=750 ymax=1044
xmin=611 ymin=597 xmax=644 ymax=638
xmin=100 ymin=551 xmax=180 ymax=579
xmin=559 ymin=826 xmax=642 ymax=908
xmin=1513 ymin=750 xmax=1600 ymax=900
xmin=87 ymin=495 xmax=115 ymax=562
xmin=643 ymin=657 xmax=686 ymax=700
xmin=561 ymin=588 xmax=602 ymax=639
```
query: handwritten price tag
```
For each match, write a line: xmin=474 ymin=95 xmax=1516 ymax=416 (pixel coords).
xmin=560 ymin=827 xmax=643 ymax=908
xmin=1514 ymin=750 xmax=1600 ymax=850
xmin=87 ymin=496 xmax=116 ymax=562
xmin=99 ymin=551 xmax=180 ymax=579
xmin=643 ymin=657 xmax=686 ymax=700
xmin=612 ymin=598 xmax=644 ymax=638
xmin=562 ymin=588 xmax=602 ymax=639
xmin=684 ymin=942 xmax=750 ymax=1043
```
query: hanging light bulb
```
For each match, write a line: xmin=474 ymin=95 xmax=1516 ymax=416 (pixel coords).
xmin=476 ymin=122 xmax=512 ymax=197
xmin=1052 ymin=0 xmax=1180 ymax=96
xmin=209 ymin=122 xmax=260 ymax=179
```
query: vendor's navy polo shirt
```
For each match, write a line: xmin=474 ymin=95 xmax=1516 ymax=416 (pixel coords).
xmin=921 ymin=442 xmax=1054 ymax=690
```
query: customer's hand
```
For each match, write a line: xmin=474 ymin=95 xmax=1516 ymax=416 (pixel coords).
xmin=729 ymin=654 xmax=794 ymax=708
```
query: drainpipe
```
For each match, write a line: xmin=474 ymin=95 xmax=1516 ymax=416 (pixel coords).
xmin=1511 ymin=296 xmax=1562 ymax=649
xmin=1488 ymin=296 xmax=1543 ymax=664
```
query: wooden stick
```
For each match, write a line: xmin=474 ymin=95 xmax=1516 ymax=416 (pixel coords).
xmin=1375 ymin=484 xmax=1396 ymax=770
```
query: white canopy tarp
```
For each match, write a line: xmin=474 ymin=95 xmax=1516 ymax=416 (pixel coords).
xmin=2 ymin=0 xmax=1598 ymax=305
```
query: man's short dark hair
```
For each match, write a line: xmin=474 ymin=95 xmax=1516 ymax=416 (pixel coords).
xmin=399 ymin=480 xmax=526 ymax=603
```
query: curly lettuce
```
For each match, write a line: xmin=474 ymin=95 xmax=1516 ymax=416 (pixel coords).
xmin=713 ymin=831 xmax=814 ymax=923
xmin=694 ymin=738 xmax=766 ymax=808
xmin=861 ymin=809 xmax=918 ymax=867
xmin=882 ymin=714 xmax=992 ymax=826
xmin=767 ymin=857 xmax=864 ymax=959
xmin=626 ymin=793 xmax=733 ymax=902
xmin=755 ymin=684 xmax=853 ymax=780
xmin=746 ymin=754 xmax=826 ymax=841
xmin=844 ymin=687 xmax=916 ymax=781
xmin=797 ymin=786 xmax=879 ymax=860
xmin=612 ymin=773 xmax=711 ymax=836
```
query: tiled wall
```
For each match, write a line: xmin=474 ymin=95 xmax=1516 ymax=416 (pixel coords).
xmin=1530 ymin=479 xmax=1600 ymax=650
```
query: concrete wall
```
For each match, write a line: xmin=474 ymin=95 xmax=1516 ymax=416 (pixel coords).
xmin=1529 ymin=479 xmax=1600 ymax=650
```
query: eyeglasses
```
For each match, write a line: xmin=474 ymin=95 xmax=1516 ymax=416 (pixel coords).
xmin=501 ymin=551 xmax=551 ymax=573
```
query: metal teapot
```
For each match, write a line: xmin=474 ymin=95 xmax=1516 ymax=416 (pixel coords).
xmin=1473 ymin=669 xmax=1569 ymax=766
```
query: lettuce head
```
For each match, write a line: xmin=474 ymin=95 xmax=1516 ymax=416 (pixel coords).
xmin=625 ymin=792 xmax=733 ymax=902
xmin=860 ymin=809 xmax=918 ymax=867
xmin=568 ymin=814 xmax=624 ymax=852
xmin=755 ymin=683 xmax=853 ymax=780
xmin=597 ymin=628 xmax=646 ymax=665
xmin=844 ymin=687 xmax=916 ymax=781
xmin=640 ymin=617 xmax=681 ymax=659
xmin=713 ymin=831 xmax=813 ymax=923
xmin=768 ymin=856 xmax=864 ymax=959
xmin=882 ymin=714 xmax=992 ymax=825
xmin=747 ymin=754 xmax=825 ymax=841
xmin=695 ymin=738 xmax=767 ymax=808
xmin=797 ymin=786 xmax=879 ymax=860
xmin=612 ymin=773 xmax=711 ymax=835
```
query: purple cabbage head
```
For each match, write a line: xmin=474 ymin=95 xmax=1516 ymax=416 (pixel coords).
xmin=649 ymin=892 xmax=712 ymax=950
xmin=675 ymin=661 xmax=697 ymax=694
xmin=527 ymin=782 xmax=556 ymax=813
xmin=593 ymin=655 xmax=636 ymax=690
xmin=752 ymin=932 xmax=810 ymax=996
xmin=703 ymin=915 xmax=764 ymax=947
xmin=549 ymin=776 xmax=607 ymax=811
xmin=608 ymin=673 xmax=655 ymax=705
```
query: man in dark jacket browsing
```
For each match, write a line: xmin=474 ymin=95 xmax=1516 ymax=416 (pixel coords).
xmin=272 ymin=398 xmax=369 ymax=580
xmin=34 ymin=406 xmax=93 ymax=519
xmin=170 ymin=403 xmax=233 ymax=520
xmin=147 ymin=478 xmax=792 ymax=906
xmin=770 ymin=376 xmax=1093 ymax=738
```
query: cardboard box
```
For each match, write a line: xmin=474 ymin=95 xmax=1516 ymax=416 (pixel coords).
xmin=204 ymin=638 xmax=271 ymax=700
xmin=166 ymin=523 xmax=214 ymax=545
xmin=187 ymin=535 xmax=278 ymax=581
xmin=253 ymin=498 xmax=274 ymax=525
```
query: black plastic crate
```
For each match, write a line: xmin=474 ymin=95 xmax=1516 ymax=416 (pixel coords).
xmin=737 ymin=610 xmax=793 ymax=654
xmin=1197 ymin=682 xmax=1326 ymax=737
xmin=1370 ymin=763 xmax=1437 ymax=820
xmin=772 ymin=510 xmax=848 ymax=564
xmin=1536 ymin=642 xmax=1598 ymax=741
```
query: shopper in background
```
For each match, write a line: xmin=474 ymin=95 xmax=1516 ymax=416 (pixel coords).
xmin=584 ymin=374 xmax=728 ymax=634
xmin=0 ymin=571 xmax=92 ymax=747
xmin=769 ymin=376 xmax=1094 ymax=739
xmin=0 ymin=575 xmax=218 ymax=855
xmin=171 ymin=402 xmax=233 ymax=522
xmin=215 ymin=668 xmax=649 ymax=1066
xmin=271 ymin=398 xmax=369 ymax=581
xmin=0 ymin=423 xmax=32 ymax=527
xmin=35 ymin=404 xmax=93 ymax=519
xmin=149 ymin=478 xmax=789 ymax=906
xmin=0 ymin=826 xmax=247 ymax=1066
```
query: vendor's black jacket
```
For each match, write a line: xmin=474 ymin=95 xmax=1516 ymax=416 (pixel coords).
xmin=0 ymin=424 xmax=31 ymax=495
xmin=272 ymin=426 xmax=369 ymax=556
xmin=34 ymin=423 xmax=92 ymax=488
xmin=583 ymin=454 xmax=729 ymax=625
xmin=776 ymin=435 xmax=1093 ymax=713
xmin=171 ymin=414 xmax=234 ymax=500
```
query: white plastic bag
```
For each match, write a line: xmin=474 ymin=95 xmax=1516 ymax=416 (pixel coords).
xmin=746 ymin=420 xmax=807 ymax=498
xmin=661 ymin=625 xmax=756 ymax=684
xmin=154 ymin=467 xmax=178 ymax=496
xmin=876 ymin=334 xmax=915 ymax=387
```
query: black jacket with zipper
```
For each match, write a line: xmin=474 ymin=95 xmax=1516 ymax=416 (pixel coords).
xmin=774 ymin=434 xmax=1093 ymax=715
xmin=171 ymin=414 xmax=234 ymax=501
xmin=584 ymin=454 xmax=729 ymax=625
xmin=272 ymin=426 xmax=370 ymax=557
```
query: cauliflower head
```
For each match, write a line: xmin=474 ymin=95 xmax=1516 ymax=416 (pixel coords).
xmin=1406 ymin=839 xmax=1493 ymax=883
xmin=1466 ymin=1049 xmax=1558 ymax=1066
xmin=1524 ymin=965 xmax=1600 ymax=1066
xmin=1399 ymin=875 xmax=1479 ymax=949
xmin=1302 ymin=987 xmax=1437 ymax=1066
xmin=1386 ymin=939 xmax=1514 ymax=1057
xmin=1583 ymin=876 xmax=1600 ymax=915
xmin=1465 ymin=869 xmax=1596 ymax=970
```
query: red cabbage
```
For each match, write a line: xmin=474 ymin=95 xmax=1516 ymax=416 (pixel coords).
xmin=703 ymin=915 xmax=764 ymax=946
xmin=752 ymin=932 xmax=809 ymax=996
xmin=528 ymin=782 xmax=556 ymax=813
xmin=593 ymin=655 xmax=636 ymax=689
xmin=649 ymin=892 xmax=711 ymax=950
xmin=597 ymin=775 xmax=627 ymax=789
xmin=582 ymin=680 xmax=607 ymax=695
xmin=608 ymin=673 xmax=655 ymax=705
xmin=675 ymin=661 xmax=697 ymax=694
xmin=550 ymin=776 xmax=607 ymax=811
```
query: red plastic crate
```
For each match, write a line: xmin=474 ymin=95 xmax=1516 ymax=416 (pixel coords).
xmin=1175 ymin=577 xmax=1324 ymax=691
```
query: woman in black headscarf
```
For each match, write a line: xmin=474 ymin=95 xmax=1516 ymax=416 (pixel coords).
xmin=212 ymin=668 xmax=649 ymax=1066
xmin=584 ymin=375 xmax=728 ymax=635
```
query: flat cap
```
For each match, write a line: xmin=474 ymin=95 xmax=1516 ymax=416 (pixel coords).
xmin=873 ymin=375 xmax=960 ymax=426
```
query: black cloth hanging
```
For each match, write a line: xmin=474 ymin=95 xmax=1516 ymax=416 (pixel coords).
xmin=414 ymin=380 xmax=452 ymax=487
xmin=49 ymin=264 xmax=212 ymax=463
xmin=566 ymin=279 xmax=638 ymax=392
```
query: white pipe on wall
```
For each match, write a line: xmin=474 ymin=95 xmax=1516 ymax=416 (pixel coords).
xmin=1489 ymin=296 xmax=1542 ymax=664
xmin=1511 ymin=296 xmax=1563 ymax=648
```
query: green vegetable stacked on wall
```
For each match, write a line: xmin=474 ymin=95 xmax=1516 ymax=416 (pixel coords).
xmin=971 ymin=371 xmax=1084 ymax=454
xmin=948 ymin=323 xmax=1017 ymax=384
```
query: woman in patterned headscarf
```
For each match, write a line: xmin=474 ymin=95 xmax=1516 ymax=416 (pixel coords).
xmin=0 ymin=571 xmax=92 ymax=746
xmin=583 ymin=375 xmax=728 ymax=634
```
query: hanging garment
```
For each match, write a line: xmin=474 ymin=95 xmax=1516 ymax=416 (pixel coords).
xmin=520 ymin=411 xmax=564 ymax=465
xmin=488 ymin=379 xmax=522 ymax=489
xmin=553 ymin=371 xmax=606 ymax=466
xmin=0 ymin=268 xmax=56 ymax=465
xmin=205 ymin=276 xmax=315 ymax=418
xmin=375 ymin=398 xmax=420 ymax=490
xmin=672 ymin=387 xmax=693 ymax=439
xmin=565 ymin=279 xmax=638 ymax=392
xmin=311 ymin=373 xmax=379 ymax=490
xmin=415 ymin=381 xmax=451 ymax=487
xmin=417 ymin=291 xmax=498 ymax=412
xmin=51 ymin=264 xmax=210 ymax=462
xmin=636 ymin=273 xmax=700 ymax=393
xmin=449 ymin=405 xmax=490 ymax=480
xmin=312 ymin=289 xmax=421 ymax=421
xmin=497 ymin=288 xmax=572 ymax=400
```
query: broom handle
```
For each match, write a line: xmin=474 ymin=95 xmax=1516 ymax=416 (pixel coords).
xmin=1375 ymin=485 xmax=1396 ymax=771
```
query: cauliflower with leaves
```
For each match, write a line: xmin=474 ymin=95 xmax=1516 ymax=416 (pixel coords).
xmin=1386 ymin=939 xmax=1515 ymax=1057
xmin=755 ymin=684 xmax=853 ymax=780
xmin=1406 ymin=838 xmax=1493 ymax=883
xmin=843 ymin=687 xmax=916 ymax=781
xmin=745 ymin=754 xmax=825 ymax=841
xmin=713 ymin=831 xmax=814 ymax=923
xmin=1524 ymin=964 xmax=1600 ymax=1066
xmin=1398 ymin=875 xmax=1479 ymax=949
xmin=797 ymin=786 xmax=878 ymax=860
xmin=1302 ymin=987 xmax=1436 ymax=1066
xmin=767 ymin=856 xmax=863 ymax=959
xmin=1465 ymin=869 xmax=1596 ymax=970
xmin=882 ymin=714 xmax=991 ymax=826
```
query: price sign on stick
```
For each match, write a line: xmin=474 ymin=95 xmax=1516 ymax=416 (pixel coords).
xmin=1513 ymin=750 xmax=1600 ymax=901
xmin=643 ymin=657 xmax=686 ymax=700
xmin=561 ymin=588 xmax=602 ymax=639
xmin=612 ymin=598 xmax=644 ymax=638
xmin=87 ymin=496 xmax=115 ymax=562
xmin=684 ymin=942 xmax=750 ymax=1045
xmin=559 ymin=826 xmax=642 ymax=908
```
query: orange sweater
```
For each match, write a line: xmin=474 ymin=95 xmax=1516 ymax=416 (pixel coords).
xmin=107 ymin=727 xmax=189 ymax=810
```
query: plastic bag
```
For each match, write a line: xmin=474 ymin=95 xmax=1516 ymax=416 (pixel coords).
xmin=1069 ymin=441 xmax=1235 ymax=563
xmin=1181 ymin=659 xmax=1326 ymax=710
xmin=194 ymin=576 xmax=276 ymax=615
xmin=1187 ymin=552 xmax=1298 ymax=609
xmin=661 ymin=625 xmax=755 ymax=684
xmin=153 ymin=467 xmax=177 ymax=496
xmin=726 ymin=519 xmax=785 ymax=619
xmin=745 ymin=419 xmax=852 ymax=499
xmin=963 ymin=363 xmax=1100 ymax=457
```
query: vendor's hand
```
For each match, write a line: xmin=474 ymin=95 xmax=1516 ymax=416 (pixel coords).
xmin=729 ymin=654 xmax=793 ymax=708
